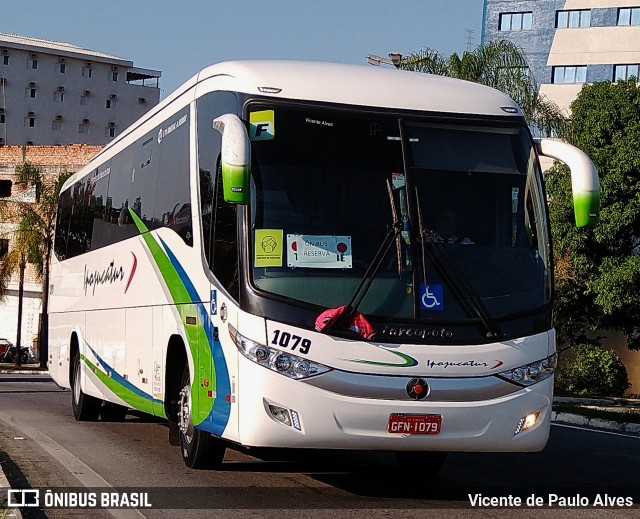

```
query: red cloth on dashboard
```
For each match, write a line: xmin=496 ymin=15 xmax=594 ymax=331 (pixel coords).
xmin=315 ymin=305 xmax=376 ymax=340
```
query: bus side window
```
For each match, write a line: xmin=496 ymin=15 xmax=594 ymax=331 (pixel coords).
xmin=54 ymin=188 xmax=73 ymax=259
xmin=212 ymin=163 xmax=239 ymax=301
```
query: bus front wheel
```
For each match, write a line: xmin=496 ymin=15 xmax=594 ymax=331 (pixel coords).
xmin=71 ymin=352 xmax=101 ymax=421
xmin=178 ymin=364 xmax=225 ymax=469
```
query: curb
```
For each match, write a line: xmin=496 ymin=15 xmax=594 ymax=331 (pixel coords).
xmin=0 ymin=370 xmax=49 ymax=375
xmin=0 ymin=463 xmax=21 ymax=519
xmin=552 ymin=412 xmax=640 ymax=435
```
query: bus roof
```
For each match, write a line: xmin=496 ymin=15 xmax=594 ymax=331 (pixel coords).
xmin=195 ymin=60 xmax=521 ymax=117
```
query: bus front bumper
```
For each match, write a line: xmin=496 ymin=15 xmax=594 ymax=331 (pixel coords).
xmin=235 ymin=358 xmax=552 ymax=452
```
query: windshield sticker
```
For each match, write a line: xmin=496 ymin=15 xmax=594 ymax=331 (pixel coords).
xmin=255 ymin=229 xmax=283 ymax=267
xmin=391 ymin=172 xmax=405 ymax=190
xmin=287 ymin=235 xmax=352 ymax=269
xmin=420 ymin=283 xmax=444 ymax=311
xmin=249 ymin=110 xmax=275 ymax=141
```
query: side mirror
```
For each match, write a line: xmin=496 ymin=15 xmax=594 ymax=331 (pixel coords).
xmin=535 ymin=138 xmax=600 ymax=228
xmin=213 ymin=114 xmax=250 ymax=205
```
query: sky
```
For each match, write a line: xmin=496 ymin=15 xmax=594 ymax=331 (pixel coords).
xmin=2 ymin=0 xmax=485 ymax=98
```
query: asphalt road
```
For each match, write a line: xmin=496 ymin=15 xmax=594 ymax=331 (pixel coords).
xmin=0 ymin=373 xmax=639 ymax=518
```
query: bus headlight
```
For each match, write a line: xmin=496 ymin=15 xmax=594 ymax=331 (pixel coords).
xmin=229 ymin=325 xmax=331 ymax=380
xmin=498 ymin=354 xmax=557 ymax=386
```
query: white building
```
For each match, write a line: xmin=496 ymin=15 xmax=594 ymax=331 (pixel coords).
xmin=0 ymin=32 xmax=161 ymax=146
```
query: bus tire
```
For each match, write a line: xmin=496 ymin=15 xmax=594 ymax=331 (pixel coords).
xmin=395 ymin=451 xmax=448 ymax=474
xmin=100 ymin=401 xmax=128 ymax=422
xmin=71 ymin=352 xmax=101 ymax=421
xmin=178 ymin=363 xmax=225 ymax=469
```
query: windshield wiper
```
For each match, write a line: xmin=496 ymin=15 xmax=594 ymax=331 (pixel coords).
xmin=319 ymin=179 xmax=402 ymax=334
xmin=415 ymin=188 xmax=502 ymax=339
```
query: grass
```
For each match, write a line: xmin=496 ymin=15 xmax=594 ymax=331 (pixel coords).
xmin=553 ymin=402 xmax=640 ymax=424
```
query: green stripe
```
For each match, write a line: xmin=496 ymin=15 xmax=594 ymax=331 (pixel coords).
xmin=127 ymin=209 xmax=213 ymax=424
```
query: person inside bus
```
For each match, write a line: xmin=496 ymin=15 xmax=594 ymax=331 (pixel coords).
xmin=433 ymin=207 xmax=474 ymax=244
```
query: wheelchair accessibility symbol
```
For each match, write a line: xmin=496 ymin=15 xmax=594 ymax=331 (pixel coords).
xmin=419 ymin=283 xmax=444 ymax=311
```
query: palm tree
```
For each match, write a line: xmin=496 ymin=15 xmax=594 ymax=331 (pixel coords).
xmin=399 ymin=40 xmax=568 ymax=138
xmin=0 ymin=163 xmax=71 ymax=368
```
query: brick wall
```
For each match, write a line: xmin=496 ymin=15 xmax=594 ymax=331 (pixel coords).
xmin=0 ymin=145 xmax=102 ymax=347
xmin=0 ymin=144 xmax=102 ymax=168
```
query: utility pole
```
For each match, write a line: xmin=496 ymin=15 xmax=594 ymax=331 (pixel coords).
xmin=465 ymin=29 xmax=475 ymax=52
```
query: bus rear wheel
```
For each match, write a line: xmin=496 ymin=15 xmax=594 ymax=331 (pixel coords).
xmin=395 ymin=451 xmax=448 ymax=474
xmin=71 ymin=352 xmax=101 ymax=421
xmin=178 ymin=364 xmax=225 ymax=469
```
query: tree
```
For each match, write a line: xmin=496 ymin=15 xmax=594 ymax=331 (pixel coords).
xmin=545 ymin=79 xmax=640 ymax=350
xmin=0 ymin=163 xmax=71 ymax=367
xmin=399 ymin=40 xmax=567 ymax=137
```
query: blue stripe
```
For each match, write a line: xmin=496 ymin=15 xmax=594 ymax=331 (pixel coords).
xmin=85 ymin=342 xmax=162 ymax=405
xmin=159 ymin=237 xmax=231 ymax=436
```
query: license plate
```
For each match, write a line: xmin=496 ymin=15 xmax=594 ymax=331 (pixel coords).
xmin=388 ymin=414 xmax=442 ymax=435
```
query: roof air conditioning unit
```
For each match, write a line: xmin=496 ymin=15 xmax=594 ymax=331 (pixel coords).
xmin=0 ymin=108 xmax=5 ymax=113
xmin=107 ymin=122 xmax=116 ymax=128
xmin=28 ymin=82 xmax=36 ymax=88
xmin=58 ymin=57 xmax=66 ymax=63
xmin=27 ymin=112 xmax=35 ymax=117
xmin=109 ymin=94 xmax=117 ymax=100
xmin=26 ymin=141 xmax=34 ymax=146
xmin=57 ymin=86 xmax=65 ymax=92
xmin=85 ymin=62 xmax=92 ymax=67
xmin=138 ymin=97 xmax=146 ymax=104
xmin=29 ymin=52 xmax=37 ymax=59
xmin=0 ymin=49 xmax=8 ymax=55
xmin=55 ymin=115 xmax=63 ymax=121
xmin=83 ymin=90 xmax=91 ymax=96
xmin=82 ymin=118 xmax=90 ymax=124
xmin=111 ymin=66 xmax=118 ymax=71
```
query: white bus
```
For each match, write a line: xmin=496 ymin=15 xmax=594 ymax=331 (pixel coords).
xmin=48 ymin=61 xmax=599 ymax=470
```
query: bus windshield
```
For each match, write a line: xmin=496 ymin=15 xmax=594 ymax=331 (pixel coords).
xmin=247 ymin=103 xmax=551 ymax=324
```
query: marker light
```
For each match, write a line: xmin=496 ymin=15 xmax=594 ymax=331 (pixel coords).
xmin=514 ymin=411 xmax=541 ymax=435
xmin=229 ymin=324 xmax=331 ymax=380
xmin=498 ymin=354 xmax=557 ymax=386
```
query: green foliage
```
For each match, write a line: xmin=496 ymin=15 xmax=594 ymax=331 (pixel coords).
xmin=556 ymin=344 xmax=630 ymax=397
xmin=546 ymin=80 xmax=640 ymax=350
xmin=0 ymin=164 xmax=71 ymax=299
xmin=400 ymin=40 xmax=568 ymax=137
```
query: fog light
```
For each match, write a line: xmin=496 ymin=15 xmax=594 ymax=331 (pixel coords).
xmin=514 ymin=411 xmax=541 ymax=435
xmin=268 ymin=404 xmax=292 ymax=426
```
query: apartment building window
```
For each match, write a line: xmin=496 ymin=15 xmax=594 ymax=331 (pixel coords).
xmin=553 ymin=65 xmax=587 ymax=84
xmin=111 ymin=71 xmax=118 ymax=82
xmin=79 ymin=120 xmax=90 ymax=134
xmin=80 ymin=91 xmax=92 ymax=106
xmin=52 ymin=117 xmax=63 ymax=131
xmin=54 ymin=89 xmax=64 ymax=102
xmin=0 ymin=238 xmax=9 ymax=258
xmin=106 ymin=97 xmax=117 ymax=109
xmin=25 ymin=114 xmax=36 ymax=128
xmin=614 ymin=64 xmax=640 ymax=81
xmin=2 ymin=55 xmax=8 ymax=66
xmin=499 ymin=12 xmax=533 ymax=31
xmin=618 ymin=7 xmax=640 ymax=26
xmin=59 ymin=63 xmax=66 ymax=74
xmin=27 ymin=57 xmax=38 ymax=70
xmin=25 ymin=85 xmax=37 ymax=99
xmin=557 ymin=9 xmax=591 ymax=28
xmin=82 ymin=65 xmax=93 ymax=77
xmin=0 ymin=110 xmax=5 ymax=124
